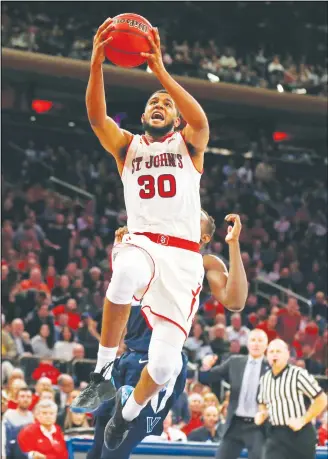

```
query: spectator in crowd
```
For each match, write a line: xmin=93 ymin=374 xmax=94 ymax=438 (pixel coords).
xmin=209 ymin=324 xmax=230 ymax=359
xmin=56 ymin=374 xmax=74 ymax=411
xmin=302 ymin=344 xmax=324 ymax=375
xmin=226 ymin=313 xmax=250 ymax=348
xmin=184 ymin=322 xmax=213 ymax=362
xmin=3 ymin=388 xmax=35 ymax=459
xmin=31 ymin=324 xmax=53 ymax=358
xmin=256 ymin=314 xmax=279 ymax=343
xmin=52 ymin=274 xmax=71 ymax=306
xmin=154 ymin=410 xmax=187 ymax=442
xmin=25 ymin=303 xmax=56 ymax=348
xmin=56 ymin=389 xmax=81 ymax=428
xmin=276 ymin=297 xmax=301 ymax=344
xmin=63 ymin=410 xmax=90 ymax=431
xmin=6 ymin=379 xmax=28 ymax=410
xmin=203 ymin=392 xmax=221 ymax=411
xmin=53 ymin=326 xmax=76 ymax=361
xmin=181 ymin=393 xmax=204 ymax=436
xmin=18 ymin=400 xmax=69 ymax=459
xmin=3 ymin=387 xmax=34 ymax=426
xmin=52 ymin=298 xmax=81 ymax=331
xmin=77 ymin=312 xmax=100 ymax=359
xmin=31 ymin=360 xmax=62 ymax=385
xmin=10 ymin=318 xmax=34 ymax=355
xmin=187 ymin=405 xmax=224 ymax=442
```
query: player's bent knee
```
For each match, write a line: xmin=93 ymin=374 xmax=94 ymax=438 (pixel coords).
xmin=147 ymin=341 xmax=180 ymax=386
xmin=106 ymin=248 xmax=152 ymax=304
xmin=106 ymin=265 xmax=137 ymax=304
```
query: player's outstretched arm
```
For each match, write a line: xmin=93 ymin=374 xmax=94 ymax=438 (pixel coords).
xmin=86 ymin=18 xmax=132 ymax=172
xmin=203 ymin=214 xmax=248 ymax=311
xmin=141 ymin=29 xmax=209 ymax=170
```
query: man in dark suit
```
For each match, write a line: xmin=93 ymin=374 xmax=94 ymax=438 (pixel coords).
xmin=199 ymin=328 xmax=269 ymax=459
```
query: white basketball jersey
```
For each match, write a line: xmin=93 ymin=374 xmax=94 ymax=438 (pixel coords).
xmin=122 ymin=131 xmax=201 ymax=242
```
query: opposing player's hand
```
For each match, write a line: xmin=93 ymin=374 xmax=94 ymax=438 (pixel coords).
xmin=287 ymin=417 xmax=306 ymax=431
xmin=140 ymin=28 xmax=165 ymax=76
xmin=91 ymin=18 xmax=114 ymax=66
xmin=224 ymin=214 xmax=242 ymax=245
xmin=201 ymin=354 xmax=218 ymax=371
xmin=114 ymin=226 xmax=129 ymax=244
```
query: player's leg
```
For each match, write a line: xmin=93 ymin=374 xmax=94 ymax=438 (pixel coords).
xmin=104 ymin=318 xmax=186 ymax=449
xmin=71 ymin=246 xmax=153 ymax=412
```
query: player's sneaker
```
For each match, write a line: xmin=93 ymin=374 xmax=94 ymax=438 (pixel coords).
xmin=70 ymin=362 xmax=116 ymax=413
xmin=104 ymin=385 xmax=134 ymax=450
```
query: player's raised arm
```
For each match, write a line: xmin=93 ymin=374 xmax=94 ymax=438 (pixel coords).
xmin=203 ymin=214 xmax=248 ymax=311
xmin=141 ymin=28 xmax=209 ymax=172
xmin=86 ymin=18 xmax=132 ymax=172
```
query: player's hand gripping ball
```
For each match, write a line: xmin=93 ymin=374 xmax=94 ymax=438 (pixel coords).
xmin=104 ymin=13 xmax=153 ymax=68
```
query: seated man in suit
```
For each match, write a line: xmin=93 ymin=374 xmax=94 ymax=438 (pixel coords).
xmin=199 ymin=328 xmax=269 ymax=459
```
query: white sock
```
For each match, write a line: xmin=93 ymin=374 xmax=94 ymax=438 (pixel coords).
xmin=122 ymin=390 xmax=147 ymax=422
xmin=94 ymin=344 xmax=118 ymax=379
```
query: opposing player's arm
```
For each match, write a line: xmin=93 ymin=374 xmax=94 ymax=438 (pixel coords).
xmin=86 ymin=18 xmax=133 ymax=173
xmin=203 ymin=252 xmax=247 ymax=312
xmin=141 ymin=29 xmax=209 ymax=172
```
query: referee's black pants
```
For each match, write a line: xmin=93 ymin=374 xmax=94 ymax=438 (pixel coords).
xmin=263 ymin=424 xmax=317 ymax=459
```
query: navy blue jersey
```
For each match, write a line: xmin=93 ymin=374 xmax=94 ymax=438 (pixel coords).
xmin=124 ymin=305 xmax=151 ymax=353
xmin=88 ymin=350 xmax=188 ymax=459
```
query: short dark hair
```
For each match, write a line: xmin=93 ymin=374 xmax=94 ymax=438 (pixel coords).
xmin=146 ymin=90 xmax=181 ymax=118
xmin=17 ymin=388 xmax=32 ymax=396
xmin=201 ymin=209 xmax=216 ymax=238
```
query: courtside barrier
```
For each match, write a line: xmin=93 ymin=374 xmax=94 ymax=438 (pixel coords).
xmin=66 ymin=438 xmax=328 ymax=459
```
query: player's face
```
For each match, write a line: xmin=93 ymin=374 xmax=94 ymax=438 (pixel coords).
xmin=142 ymin=93 xmax=180 ymax=137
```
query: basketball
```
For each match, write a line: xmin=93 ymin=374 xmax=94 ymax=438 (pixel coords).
xmin=104 ymin=13 xmax=153 ymax=68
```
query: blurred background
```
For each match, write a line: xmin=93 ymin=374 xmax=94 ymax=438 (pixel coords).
xmin=1 ymin=1 xmax=327 ymax=458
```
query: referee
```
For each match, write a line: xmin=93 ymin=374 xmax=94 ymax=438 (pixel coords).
xmin=255 ymin=339 xmax=327 ymax=459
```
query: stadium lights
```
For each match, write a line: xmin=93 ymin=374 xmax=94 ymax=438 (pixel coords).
xmin=68 ymin=121 xmax=75 ymax=127
xmin=277 ymin=84 xmax=284 ymax=93
xmin=207 ymin=73 xmax=220 ymax=83
xmin=30 ymin=116 xmax=36 ymax=122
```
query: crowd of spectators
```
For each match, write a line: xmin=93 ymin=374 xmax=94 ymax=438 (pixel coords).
xmin=1 ymin=116 xmax=327 ymax=453
xmin=2 ymin=2 xmax=327 ymax=96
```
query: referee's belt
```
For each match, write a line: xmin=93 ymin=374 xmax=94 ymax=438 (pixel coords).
xmin=234 ymin=415 xmax=255 ymax=423
xmin=134 ymin=232 xmax=200 ymax=253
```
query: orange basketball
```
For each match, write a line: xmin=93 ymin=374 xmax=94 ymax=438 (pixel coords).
xmin=104 ymin=13 xmax=153 ymax=68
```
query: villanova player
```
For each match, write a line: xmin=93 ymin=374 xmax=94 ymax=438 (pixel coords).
xmin=84 ymin=210 xmax=247 ymax=458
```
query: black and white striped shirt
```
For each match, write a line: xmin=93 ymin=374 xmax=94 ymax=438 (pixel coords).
xmin=257 ymin=365 xmax=323 ymax=426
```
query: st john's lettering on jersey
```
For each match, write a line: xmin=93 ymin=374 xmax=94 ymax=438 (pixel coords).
xmin=131 ymin=153 xmax=183 ymax=173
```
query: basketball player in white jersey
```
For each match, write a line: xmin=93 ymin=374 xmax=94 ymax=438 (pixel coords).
xmin=73 ymin=18 xmax=246 ymax=449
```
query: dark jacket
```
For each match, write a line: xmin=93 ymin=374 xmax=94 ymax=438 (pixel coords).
xmin=199 ymin=355 xmax=270 ymax=436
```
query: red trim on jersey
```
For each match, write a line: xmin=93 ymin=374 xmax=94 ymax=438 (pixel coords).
xmin=134 ymin=232 xmax=200 ymax=253
xmin=141 ymin=305 xmax=188 ymax=338
xmin=142 ymin=135 xmax=150 ymax=146
xmin=187 ymin=283 xmax=202 ymax=321
xmin=121 ymin=135 xmax=134 ymax=176
xmin=180 ymin=132 xmax=203 ymax=174
xmin=142 ymin=131 xmax=175 ymax=145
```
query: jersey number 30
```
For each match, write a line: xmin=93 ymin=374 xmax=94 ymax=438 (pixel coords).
xmin=138 ymin=174 xmax=176 ymax=199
